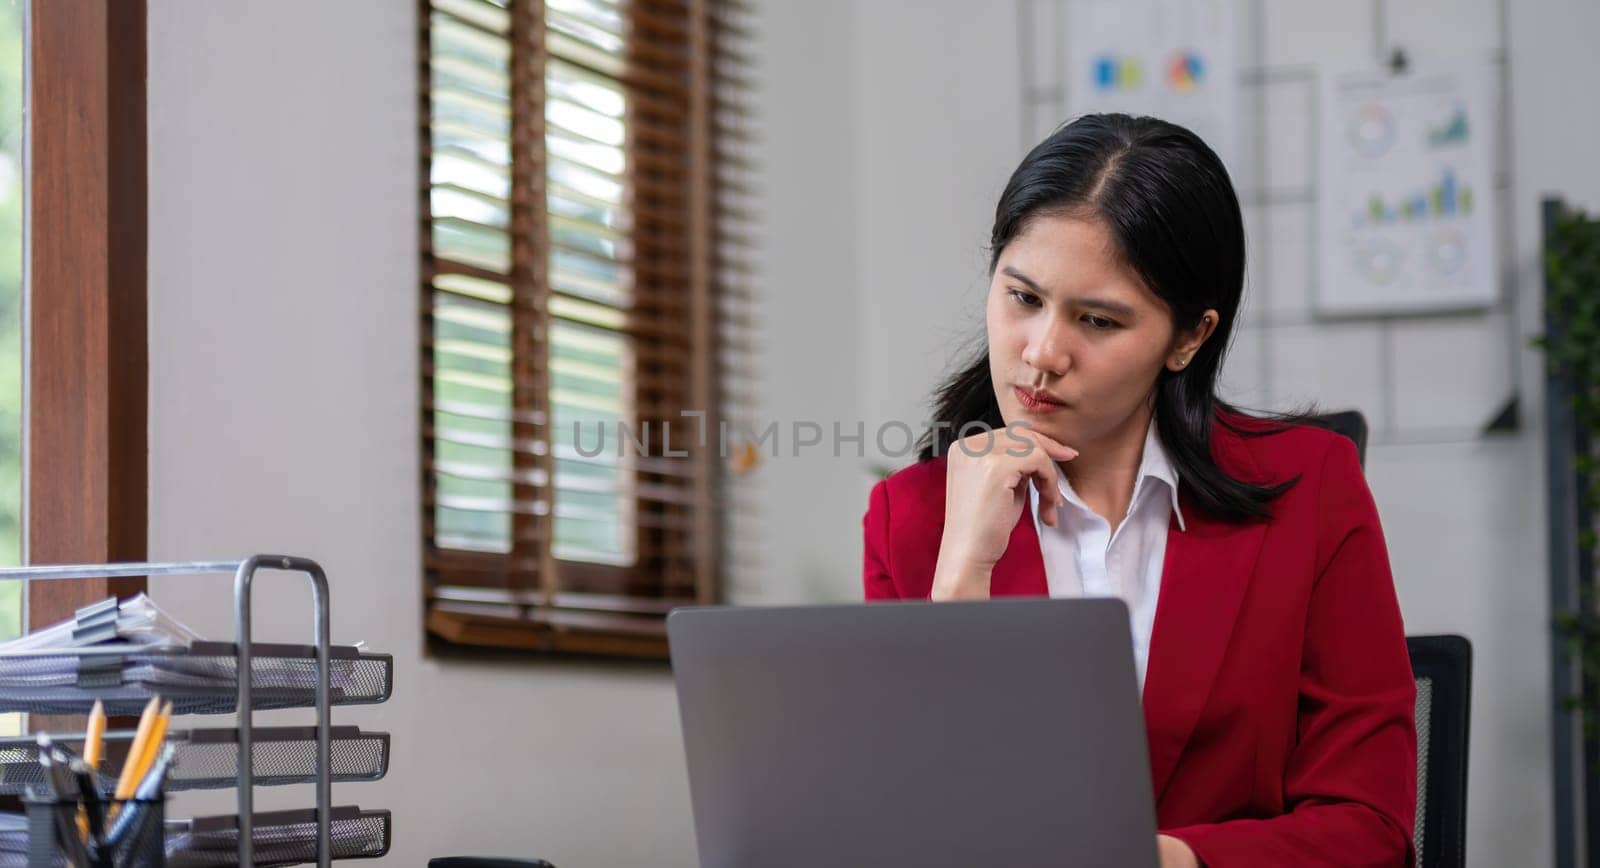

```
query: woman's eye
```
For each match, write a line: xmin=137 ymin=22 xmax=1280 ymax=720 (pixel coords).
xmin=1082 ymin=314 xmax=1119 ymax=330
xmin=1008 ymin=289 xmax=1041 ymax=307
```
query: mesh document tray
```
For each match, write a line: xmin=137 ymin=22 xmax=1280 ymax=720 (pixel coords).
xmin=164 ymin=806 xmax=391 ymax=867
xmin=0 ymin=641 xmax=394 ymax=715
xmin=0 ymin=726 xmax=390 ymax=795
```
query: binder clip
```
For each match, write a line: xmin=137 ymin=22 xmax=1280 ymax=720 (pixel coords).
xmin=75 ymin=597 xmax=127 ymax=689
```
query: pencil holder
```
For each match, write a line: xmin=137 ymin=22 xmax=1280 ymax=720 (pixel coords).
xmin=23 ymin=788 xmax=166 ymax=868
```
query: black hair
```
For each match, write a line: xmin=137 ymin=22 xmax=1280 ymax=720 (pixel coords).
xmin=916 ymin=113 xmax=1306 ymax=522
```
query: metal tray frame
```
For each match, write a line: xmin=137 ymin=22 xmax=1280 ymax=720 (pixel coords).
xmin=0 ymin=556 xmax=375 ymax=867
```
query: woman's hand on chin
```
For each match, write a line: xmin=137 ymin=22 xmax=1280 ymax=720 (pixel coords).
xmin=929 ymin=425 xmax=1076 ymax=601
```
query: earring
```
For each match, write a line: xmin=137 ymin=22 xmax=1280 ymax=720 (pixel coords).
xmin=1175 ymin=358 xmax=1188 ymax=368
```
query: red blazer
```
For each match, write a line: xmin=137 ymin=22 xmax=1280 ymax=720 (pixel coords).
xmin=862 ymin=414 xmax=1416 ymax=868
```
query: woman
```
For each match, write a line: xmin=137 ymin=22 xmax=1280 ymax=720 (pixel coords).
xmin=861 ymin=114 xmax=1415 ymax=868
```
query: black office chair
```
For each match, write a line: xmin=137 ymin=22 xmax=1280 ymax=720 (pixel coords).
xmin=430 ymin=860 xmax=554 ymax=868
xmin=1306 ymin=409 xmax=1369 ymax=466
xmin=1407 ymin=634 xmax=1471 ymax=868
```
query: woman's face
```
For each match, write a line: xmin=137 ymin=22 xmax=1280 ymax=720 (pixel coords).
xmin=985 ymin=213 xmax=1212 ymax=451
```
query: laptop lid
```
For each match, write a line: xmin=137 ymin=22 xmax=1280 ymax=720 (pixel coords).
xmin=668 ymin=597 xmax=1159 ymax=868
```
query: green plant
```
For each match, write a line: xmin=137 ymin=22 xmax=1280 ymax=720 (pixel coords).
xmin=1537 ymin=204 xmax=1600 ymax=735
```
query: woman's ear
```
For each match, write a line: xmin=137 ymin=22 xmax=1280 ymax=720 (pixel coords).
xmin=1165 ymin=309 xmax=1220 ymax=373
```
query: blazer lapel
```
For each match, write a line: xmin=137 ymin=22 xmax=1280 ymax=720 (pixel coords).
xmin=989 ymin=498 xmax=1049 ymax=597
xmin=1141 ymin=435 xmax=1268 ymax=801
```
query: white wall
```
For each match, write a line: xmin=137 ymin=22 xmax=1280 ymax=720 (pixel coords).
xmin=142 ymin=0 xmax=1600 ymax=866
xmin=740 ymin=0 xmax=863 ymax=605
xmin=753 ymin=0 xmax=1031 ymax=605
xmin=852 ymin=0 xmax=1024 ymax=448
xmin=146 ymin=2 xmax=696 ymax=865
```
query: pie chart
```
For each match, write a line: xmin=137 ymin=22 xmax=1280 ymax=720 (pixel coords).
xmin=1167 ymin=51 xmax=1205 ymax=93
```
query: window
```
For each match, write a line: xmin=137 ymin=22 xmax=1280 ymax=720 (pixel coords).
xmin=420 ymin=0 xmax=755 ymax=658
xmin=0 ymin=0 xmax=22 ymax=647
xmin=0 ymin=0 xmax=21 ymax=738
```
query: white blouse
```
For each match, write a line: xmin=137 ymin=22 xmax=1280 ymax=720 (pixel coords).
xmin=1026 ymin=419 xmax=1185 ymax=690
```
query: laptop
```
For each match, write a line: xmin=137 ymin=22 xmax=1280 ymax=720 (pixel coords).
xmin=667 ymin=597 xmax=1159 ymax=868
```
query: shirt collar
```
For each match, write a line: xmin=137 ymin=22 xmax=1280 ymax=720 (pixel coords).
xmin=1134 ymin=416 xmax=1186 ymax=532
xmin=1042 ymin=415 xmax=1186 ymax=532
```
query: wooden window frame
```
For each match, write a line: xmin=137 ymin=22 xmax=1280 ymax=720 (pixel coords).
xmin=25 ymin=0 xmax=149 ymax=632
xmin=420 ymin=0 xmax=742 ymax=659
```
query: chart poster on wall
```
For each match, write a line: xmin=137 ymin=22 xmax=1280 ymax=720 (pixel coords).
xmin=1061 ymin=0 xmax=1240 ymax=175
xmin=1316 ymin=64 xmax=1500 ymax=315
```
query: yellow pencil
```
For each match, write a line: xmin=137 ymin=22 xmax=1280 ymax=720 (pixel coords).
xmin=126 ymin=701 xmax=172 ymax=797
xmin=83 ymin=699 xmax=106 ymax=769
xmin=113 ymin=696 xmax=161 ymax=801
xmin=77 ymin=699 xmax=108 ymax=840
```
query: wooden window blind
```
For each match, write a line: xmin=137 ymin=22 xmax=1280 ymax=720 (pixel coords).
xmin=419 ymin=0 xmax=756 ymax=658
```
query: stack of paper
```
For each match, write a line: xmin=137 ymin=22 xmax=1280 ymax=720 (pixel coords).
xmin=0 ymin=593 xmax=201 ymax=656
xmin=0 ymin=594 xmax=363 ymax=704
